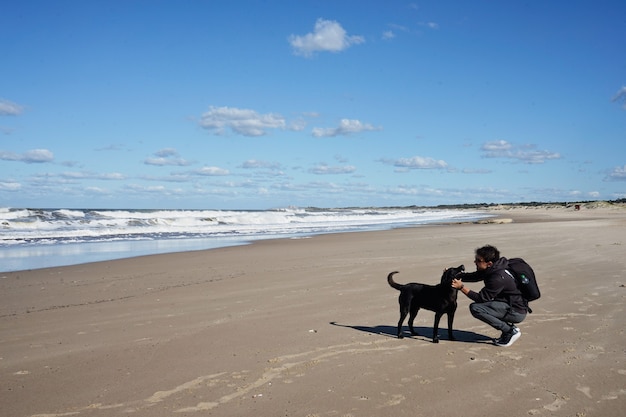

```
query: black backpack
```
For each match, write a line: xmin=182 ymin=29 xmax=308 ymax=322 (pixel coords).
xmin=506 ymin=258 xmax=540 ymax=311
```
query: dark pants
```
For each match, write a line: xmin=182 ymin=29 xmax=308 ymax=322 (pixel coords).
xmin=470 ymin=301 xmax=526 ymax=334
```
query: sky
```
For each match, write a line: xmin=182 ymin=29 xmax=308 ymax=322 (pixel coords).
xmin=1 ymin=1 xmax=625 ymax=210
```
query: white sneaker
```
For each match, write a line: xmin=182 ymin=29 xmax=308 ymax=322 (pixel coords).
xmin=495 ymin=327 xmax=521 ymax=347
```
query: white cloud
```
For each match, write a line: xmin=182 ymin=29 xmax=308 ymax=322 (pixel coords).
xmin=200 ymin=106 xmax=286 ymax=136
xmin=382 ymin=30 xmax=395 ymax=40
xmin=612 ymin=86 xmax=626 ymax=109
xmin=0 ymin=181 xmax=21 ymax=191
xmin=605 ymin=165 xmax=626 ymax=181
xmin=482 ymin=139 xmax=511 ymax=153
xmin=145 ymin=148 xmax=191 ymax=166
xmin=518 ymin=150 xmax=561 ymax=164
xmin=390 ymin=155 xmax=448 ymax=170
xmin=194 ymin=166 xmax=230 ymax=176
xmin=139 ymin=173 xmax=190 ymax=183
xmin=23 ymin=149 xmax=54 ymax=163
xmin=60 ymin=171 xmax=125 ymax=180
xmin=312 ymin=119 xmax=381 ymax=138
xmin=99 ymin=172 xmax=126 ymax=180
xmin=389 ymin=23 xmax=410 ymax=33
xmin=289 ymin=19 xmax=364 ymax=57
xmin=0 ymin=98 xmax=23 ymax=116
xmin=419 ymin=21 xmax=439 ymax=30
xmin=154 ymin=148 xmax=178 ymax=157
xmin=240 ymin=159 xmax=281 ymax=170
xmin=125 ymin=184 xmax=170 ymax=194
xmin=145 ymin=157 xmax=190 ymax=166
xmin=288 ymin=118 xmax=307 ymax=132
xmin=84 ymin=186 xmax=111 ymax=194
xmin=309 ymin=163 xmax=356 ymax=175
xmin=462 ymin=168 xmax=492 ymax=174
xmin=481 ymin=140 xmax=560 ymax=164
xmin=0 ymin=148 xmax=54 ymax=163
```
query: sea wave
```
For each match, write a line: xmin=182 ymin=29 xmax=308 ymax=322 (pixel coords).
xmin=0 ymin=207 xmax=490 ymax=272
xmin=0 ymin=207 xmax=486 ymax=245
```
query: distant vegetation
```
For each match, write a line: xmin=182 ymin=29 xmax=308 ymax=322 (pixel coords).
xmin=425 ymin=199 xmax=626 ymax=210
xmin=313 ymin=200 xmax=626 ymax=211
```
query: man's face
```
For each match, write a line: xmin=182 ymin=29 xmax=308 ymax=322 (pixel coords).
xmin=474 ymin=256 xmax=492 ymax=271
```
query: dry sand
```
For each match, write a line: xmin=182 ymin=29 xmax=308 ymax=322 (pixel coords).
xmin=1 ymin=205 xmax=625 ymax=417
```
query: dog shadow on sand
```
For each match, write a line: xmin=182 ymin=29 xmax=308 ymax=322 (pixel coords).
xmin=329 ymin=321 xmax=493 ymax=344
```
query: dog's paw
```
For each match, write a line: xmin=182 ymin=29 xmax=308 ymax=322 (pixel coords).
xmin=397 ymin=334 xmax=404 ymax=339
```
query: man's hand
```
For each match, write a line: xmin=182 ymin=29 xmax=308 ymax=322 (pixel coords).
xmin=451 ymin=278 xmax=464 ymax=290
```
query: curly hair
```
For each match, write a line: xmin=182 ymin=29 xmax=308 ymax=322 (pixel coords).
xmin=475 ymin=245 xmax=500 ymax=262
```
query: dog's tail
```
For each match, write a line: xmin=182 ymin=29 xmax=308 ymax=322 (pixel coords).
xmin=387 ymin=271 xmax=404 ymax=290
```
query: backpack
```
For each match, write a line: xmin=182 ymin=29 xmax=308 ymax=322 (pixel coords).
xmin=505 ymin=258 xmax=540 ymax=312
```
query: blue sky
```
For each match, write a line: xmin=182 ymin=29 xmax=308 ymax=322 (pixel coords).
xmin=1 ymin=1 xmax=625 ymax=209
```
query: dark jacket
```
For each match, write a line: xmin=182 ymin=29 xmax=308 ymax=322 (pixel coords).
xmin=461 ymin=257 xmax=527 ymax=314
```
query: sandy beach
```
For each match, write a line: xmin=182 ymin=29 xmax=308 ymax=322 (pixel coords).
xmin=1 ymin=205 xmax=625 ymax=417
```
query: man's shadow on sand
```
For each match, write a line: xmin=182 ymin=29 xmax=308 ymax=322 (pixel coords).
xmin=330 ymin=321 xmax=493 ymax=344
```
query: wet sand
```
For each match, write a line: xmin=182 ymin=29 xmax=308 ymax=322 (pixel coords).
xmin=1 ymin=205 xmax=625 ymax=417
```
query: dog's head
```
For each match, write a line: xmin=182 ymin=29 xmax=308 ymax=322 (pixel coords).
xmin=440 ymin=264 xmax=465 ymax=285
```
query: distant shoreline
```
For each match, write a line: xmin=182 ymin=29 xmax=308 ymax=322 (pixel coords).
xmin=0 ymin=207 xmax=488 ymax=273
xmin=409 ymin=199 xmax=626 ymax=211
xmin=3 ymin=202 xmax=625 ymax=273
xmin=2 ymin=201 xmax=624 ymax=273
xmin=3 ymin=198 xmax=625 ymax=212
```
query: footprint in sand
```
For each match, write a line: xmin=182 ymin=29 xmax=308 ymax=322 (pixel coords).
xmin=544 ymin=397 xmax=568 ymax=411
xmin=383 ymin=393 xmax=405 ymax=406
xmin=576 ymin=385 xmax=592 ymax=399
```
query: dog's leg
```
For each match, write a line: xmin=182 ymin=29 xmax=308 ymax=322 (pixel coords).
xmin=397 ymin=294 xmax=410 ymax=338
xmin=397 ymin=308 xmax=408 ymax=338
xmin=432 ymin=312 xmax=442 ymax=343
xmin=408 ymin=307 xmax=420 ymax=336
xmin=446 ymin=310 xmax=456 ymax=341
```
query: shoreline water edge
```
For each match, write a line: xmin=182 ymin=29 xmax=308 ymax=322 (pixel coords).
xmin=1 ymin=206 xmax=491 ymax=272
xmin=2 ymin=201 xmax=623 ymax=273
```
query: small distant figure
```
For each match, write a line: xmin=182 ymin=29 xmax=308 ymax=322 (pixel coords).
xmin=574 ymin=204 xmax=580 ymax=211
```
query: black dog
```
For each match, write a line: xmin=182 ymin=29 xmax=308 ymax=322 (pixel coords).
xmin=387 ymin=265 xmax=464 ymax=343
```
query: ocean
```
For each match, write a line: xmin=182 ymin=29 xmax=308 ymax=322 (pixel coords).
xmin=0 ymin=207 xmax=490 ymax=272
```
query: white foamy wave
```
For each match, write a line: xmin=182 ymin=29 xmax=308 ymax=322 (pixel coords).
xmin=0 ymin=207 xmax=486 ymax=245
xmin=0 ymin=207 xmax=490 ymax=271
